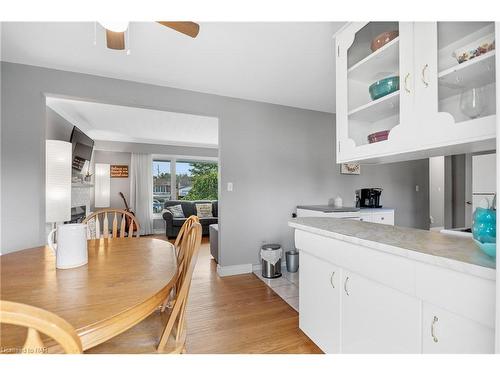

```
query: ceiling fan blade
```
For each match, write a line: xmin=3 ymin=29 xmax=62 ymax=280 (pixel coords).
xmin=106 ymin=30 xmax=125 ymax=50
xmin=157 ymin=22 xmax=200 ymax=38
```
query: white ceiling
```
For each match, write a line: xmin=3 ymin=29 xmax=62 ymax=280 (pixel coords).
xmin=1 ymin=22 xmax=344 ymax=113
xmin=46 ymin=96 xmax=219 ymax=148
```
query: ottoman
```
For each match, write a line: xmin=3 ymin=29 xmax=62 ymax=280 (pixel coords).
xmin=209 ymin=224 xmax=219 ymax=263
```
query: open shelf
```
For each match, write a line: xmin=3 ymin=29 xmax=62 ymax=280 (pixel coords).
xmin=438 ymin=50 xmax=496 ymax=100
xmin=348 ymin=91 xmax=399 ymax=122
xmin=348 ymin=37 xmax=399 ymax=83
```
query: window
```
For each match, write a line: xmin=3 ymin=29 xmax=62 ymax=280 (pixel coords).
xmin=152 ymin=160 xmax=171 ymax=213
xmin=152 ymin=159 xmax=218 ymax=213
xmin=176 ymin=161 xmax=193 ymax=199
xmin=176 ymin=161 xmax=218 ymax=200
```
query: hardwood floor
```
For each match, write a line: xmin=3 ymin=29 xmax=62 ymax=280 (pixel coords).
xmin=152 ymin=235 xmax=322 ymax=354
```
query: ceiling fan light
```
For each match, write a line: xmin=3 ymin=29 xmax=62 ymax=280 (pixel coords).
xmin=98 ymin=21 xmax=129 ymax=33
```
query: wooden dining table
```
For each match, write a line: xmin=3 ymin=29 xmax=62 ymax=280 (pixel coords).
xmin=0 ymin=237 xmax=177 ymax=352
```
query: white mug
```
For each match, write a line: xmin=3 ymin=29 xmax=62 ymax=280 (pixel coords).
xmin=48 ymin=223 xmax=88 ymax=269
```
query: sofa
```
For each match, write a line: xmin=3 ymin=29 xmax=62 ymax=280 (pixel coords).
xmin=162 ymin=200 xmax=218 ymax=238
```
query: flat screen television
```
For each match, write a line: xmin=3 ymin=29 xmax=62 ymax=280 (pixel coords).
xmin=70 ymin=126 xmax=94 ymax=172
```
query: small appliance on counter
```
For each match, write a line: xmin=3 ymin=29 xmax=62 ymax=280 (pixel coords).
xmin=356 ymin=188 xmax=383 ymax=208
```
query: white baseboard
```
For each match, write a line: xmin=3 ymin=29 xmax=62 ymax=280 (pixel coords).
xmin=153 ymin=228 xmax=165 ymax=235
xmin=216 ymin=263 xmax=253 ymax=277
xmin=252 ymin=264 xmax=262 ymax=272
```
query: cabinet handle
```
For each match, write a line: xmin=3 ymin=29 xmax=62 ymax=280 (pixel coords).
xmin=431 ymin=316 xmax=439 ymax=343
xmin=344 ymin=276 xmax=350 ymax=296
xmin=404 ymin=72 xmax=411 ymax=93
xmin=421 ymin=64 xmax=429 ymax=87
xmin=330 ymin=271 xmax=335 ymax=288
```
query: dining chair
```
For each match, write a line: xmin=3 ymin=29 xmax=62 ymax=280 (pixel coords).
xmin=85 ymin=221 xmax=202 ymax=354
xmin=161 ymin=215 xmax=200 ymax=312
xmin=83 ymin=208 xmax=140 ymax=239
xmin=0 ymin=300 xmax=82 ymax=354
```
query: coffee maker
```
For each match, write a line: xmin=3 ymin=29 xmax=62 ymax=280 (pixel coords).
xmin=356 ymin=188 xmax=383 ymax=208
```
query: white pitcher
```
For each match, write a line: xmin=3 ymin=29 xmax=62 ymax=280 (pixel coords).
xmin=47 ymin=223 xmax=88 ymax=269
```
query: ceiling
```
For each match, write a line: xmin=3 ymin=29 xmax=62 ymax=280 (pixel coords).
xmin=1 ymin=22 xmax=345 ymax=113
xmin=46 ymin=96 xmax=219 ymax=148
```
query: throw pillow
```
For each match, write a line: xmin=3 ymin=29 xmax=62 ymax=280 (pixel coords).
xmin=196 ymin=203 xmax=213 ymax=218
xmin=166 ymin=204 xmax=185 ymax=218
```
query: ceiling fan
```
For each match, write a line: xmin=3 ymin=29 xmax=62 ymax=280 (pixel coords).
xmin=100 ymin=21 xmax=200 ymax=50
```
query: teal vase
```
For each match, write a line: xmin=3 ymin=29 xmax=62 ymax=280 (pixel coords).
xmin=472 ymin=207 xmax=496 ymax=257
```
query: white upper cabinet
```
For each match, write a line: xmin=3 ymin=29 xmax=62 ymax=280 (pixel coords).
xmin=335 ymin=22 xmax=496 ymax=164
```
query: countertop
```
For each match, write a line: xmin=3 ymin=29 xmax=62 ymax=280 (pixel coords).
xmin=297 ymin=205 xmax=359 ymax=212
xmin=289 ymin=217 xmax=496 ymax=280
xmin=297 ymin=205 xmax=394 ymax=213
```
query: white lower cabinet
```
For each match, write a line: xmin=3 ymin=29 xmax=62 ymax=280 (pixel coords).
xmin=341 ymin=271 xmax=421 ymax=353
xmin=299 ymin=251 xmax=341 ymax=353
xmin=296 ymin=230 xmax=495 ymax=354
xmin=422 ymin=303 xmax=495 ymax=354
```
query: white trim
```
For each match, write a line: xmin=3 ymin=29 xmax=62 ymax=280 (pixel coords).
xmin=216 ymin=263 xmax=253 ymax=277
xmin=252 ymin=264 xmax=262 ymax=272
xmin=93 ymin=139 xmax=218 ymax=150
xmin=153 ymin=228 xmax=165 ymax=235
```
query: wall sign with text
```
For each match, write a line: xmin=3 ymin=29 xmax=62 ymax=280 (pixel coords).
xmin=110 ymin=165 xmax=129 ymax=178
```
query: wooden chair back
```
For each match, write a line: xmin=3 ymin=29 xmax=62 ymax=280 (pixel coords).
xmin=161 ymin=215 xmax=200 ymax=312
xmin=174 ymin=215 xmax=200 ymax=268
xmin=174 ymin=215 xmax=200 ymax=251
xmin=157 ymin=221 xmax=202 ymax=353
xmin=83 ymin=209 xmax=140 ymax=239
xmin=0 ymin=300 xmax=82 ymax=354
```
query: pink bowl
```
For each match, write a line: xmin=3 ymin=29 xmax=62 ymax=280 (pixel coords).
xmin=368 ymin=130 xmax=390 ymax=144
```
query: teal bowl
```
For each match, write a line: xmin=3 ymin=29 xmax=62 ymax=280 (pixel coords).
xmin=473 ymin=239 xmax=496 ymax=258
xmin=369 ymin=76 xmax=400 ymax=100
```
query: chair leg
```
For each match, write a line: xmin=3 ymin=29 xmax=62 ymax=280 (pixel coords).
xmin=160 ymin=288 xmax=176 ymax=312
xmin=181 ymin=346 xmax=187 ymax=354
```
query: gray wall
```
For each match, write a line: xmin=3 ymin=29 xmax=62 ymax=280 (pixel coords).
xmin=1 ymin=62 xmax=429 ymax=265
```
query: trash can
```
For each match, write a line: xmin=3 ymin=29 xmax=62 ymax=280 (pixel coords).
xmin=260 ymin=244 xmax=282 ymax=279
xmin=285 ymin=250 xmax=299 ymax=273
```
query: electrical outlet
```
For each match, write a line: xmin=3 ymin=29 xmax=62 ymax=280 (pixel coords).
xmin=227 ymin=182 xmax=233 ymax=192
xmin=415 ymin=185 xmax=420 ymax=192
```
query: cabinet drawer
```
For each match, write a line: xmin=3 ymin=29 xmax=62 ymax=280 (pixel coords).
xmin=359 ymin=213 xmax=372 ymax=222
xmin=422 ymin=303 xmax=494 ymax=353
xmin=371 ymin=213 xmax=394 ymax=225
xmin=415 ymin=262 xmax=495 ymax=327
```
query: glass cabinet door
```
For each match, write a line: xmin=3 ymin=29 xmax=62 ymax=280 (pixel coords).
xmin=336 ymin=22 xmax=414 ymax=162
xmin=414 ymin=22 xmax=496 ymax=144
xmin=437 ymin=22 xmax=496 ymax=124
